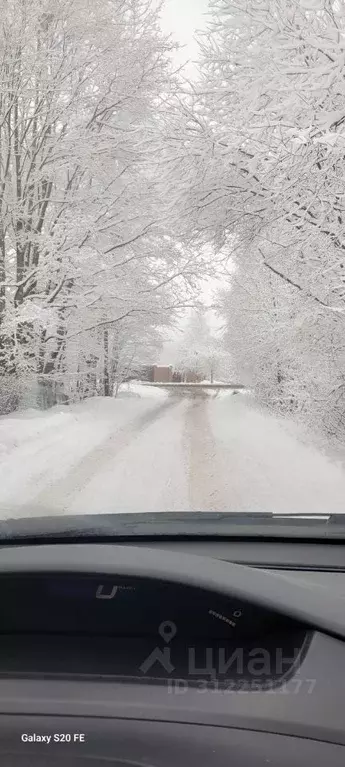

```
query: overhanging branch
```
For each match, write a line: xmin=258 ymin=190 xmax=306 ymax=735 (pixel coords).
xmin=259 ymin=248 xmax=345 ymax=316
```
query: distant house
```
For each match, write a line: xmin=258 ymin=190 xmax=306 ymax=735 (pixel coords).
xmin=151 ymin=365 xmax=202 ymax=383
xmin=133 ymin=365 xmax=205 ymax=384
xmin=152 ymin=365 xmax=173 ymax=383
xmin=133 ymin=364 xmax=173 ymax=383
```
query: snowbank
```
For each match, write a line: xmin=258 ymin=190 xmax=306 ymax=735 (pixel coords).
xmin=0 ymin=408 xmax=71 ymax=457
xmin=117 ymin=382 xmax=168 ymax=399
xmin=0 ymin=393 xmax=168 ymax=510
xmin=209 ymin=395 xmax=345 ymax=513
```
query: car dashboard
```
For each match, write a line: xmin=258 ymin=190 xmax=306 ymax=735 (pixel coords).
xmin=0 ymin=528 xmax=345 ymax=766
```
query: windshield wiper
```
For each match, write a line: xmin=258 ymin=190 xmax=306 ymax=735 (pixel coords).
xmin=0 ymin=510 xmax=344 ymax=545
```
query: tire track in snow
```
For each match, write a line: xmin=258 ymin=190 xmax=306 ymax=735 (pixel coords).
xmin=34 ymin=398 xmax=179 ymax=510
xmin=185 ymin=396 xmax=227 ymax=511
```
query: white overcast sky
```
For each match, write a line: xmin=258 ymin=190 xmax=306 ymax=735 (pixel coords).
xmin=160 ymin=0 xmax=210 ymax=73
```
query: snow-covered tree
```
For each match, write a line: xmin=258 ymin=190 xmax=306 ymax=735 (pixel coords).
xmin=219 ymin=241 xmax=345 ymax=438
xmin=175 ymin=309 xmax=226 ymax=382
xmin=171 ymin=0 xmax=345 ymax=439
xmin=182 ymin=0 xmax=345 ymax=267
xmin=0 ymin=0 xmax=218 ymax=411
xmin=64 ymin=312 xmax=164 ymax=400
xmin=218 ymin=249 xmax=309 ymax=411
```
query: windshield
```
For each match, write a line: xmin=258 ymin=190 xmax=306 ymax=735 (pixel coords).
xmin=1 ymin=0 xmax=345 ymax=520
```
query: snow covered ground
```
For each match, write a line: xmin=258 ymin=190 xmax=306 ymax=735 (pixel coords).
xmin=1 ymin=387 xmax=345 ymax=518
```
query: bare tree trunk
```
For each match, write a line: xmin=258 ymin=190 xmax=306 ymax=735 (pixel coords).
xmin=103 ymin=327 xmax=110 ymax=396
xmin=0 ymin=229 xmax=6 ymax=365
xmin=114 ymin=380 xmax=120 ymax=397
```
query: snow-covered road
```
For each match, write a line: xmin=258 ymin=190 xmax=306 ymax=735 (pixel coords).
xmin=1 ymin=390 xmax=345 ymax=517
